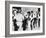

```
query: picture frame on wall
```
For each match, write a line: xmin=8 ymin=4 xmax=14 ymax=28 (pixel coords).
xmin=5 ymin=1 xmax=45 ymax=37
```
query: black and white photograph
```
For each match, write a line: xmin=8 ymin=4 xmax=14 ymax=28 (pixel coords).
xmin=12 ymin=7 xmax=40 ymax=31
xmin=10 ymin=4 xmax=43 ymax=34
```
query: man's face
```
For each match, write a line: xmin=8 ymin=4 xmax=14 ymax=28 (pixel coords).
xmin=24 ymin=12 xmax=29 ymax=18
xmin=33 ymin=11 xmax=37 ymax=18
xmin=14 ymin=11 xmax=16 ymax=14
xmin=14 ymin=9 xmax=18 ymax=15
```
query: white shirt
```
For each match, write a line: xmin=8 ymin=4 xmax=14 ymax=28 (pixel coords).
xmin=14 ymin=13 xmax=24 ymax=21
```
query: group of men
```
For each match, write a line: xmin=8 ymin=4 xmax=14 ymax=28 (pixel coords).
xmin=12 ymin=7 xmax=40 ymax=31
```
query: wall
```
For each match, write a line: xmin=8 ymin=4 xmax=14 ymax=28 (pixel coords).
xmin=0 ymin=0 xmax=46 ymax=38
